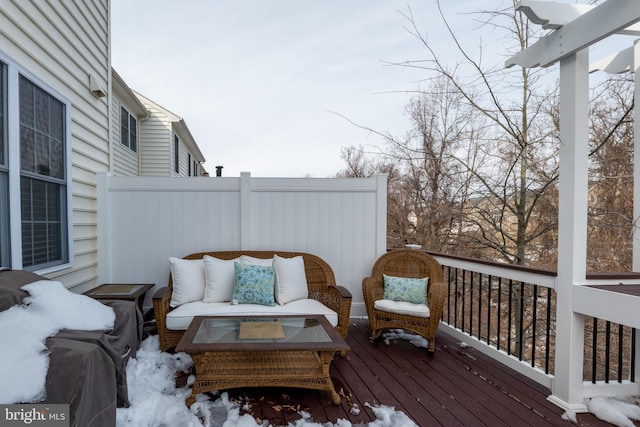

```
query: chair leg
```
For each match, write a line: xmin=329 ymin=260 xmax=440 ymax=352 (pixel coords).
xmin=370 ymin=328 xmax=383 ymax=342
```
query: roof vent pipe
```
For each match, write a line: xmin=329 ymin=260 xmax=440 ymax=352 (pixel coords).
xmin=215 ymin=166 xmax=223 ymax=177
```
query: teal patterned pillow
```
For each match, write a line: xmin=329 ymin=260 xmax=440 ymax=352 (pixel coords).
xmin=382 ymin=274 xmax=428 ymax=305
xmin=232 ymin=262 xmax=276 ymax=306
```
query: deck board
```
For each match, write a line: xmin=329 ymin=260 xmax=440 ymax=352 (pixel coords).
xmin=210 ymin=318 xmax=615 ymax=426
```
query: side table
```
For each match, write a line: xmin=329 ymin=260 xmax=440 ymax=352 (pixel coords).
xmin=85 ymin=283 xmax=154 ymax=314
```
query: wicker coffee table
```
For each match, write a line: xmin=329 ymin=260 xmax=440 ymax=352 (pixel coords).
xmin=176 ymin=315 xmax=349 ymax=405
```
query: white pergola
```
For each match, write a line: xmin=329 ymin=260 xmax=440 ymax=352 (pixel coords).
xmin=506 ymin=0 xmax=640 ymax=412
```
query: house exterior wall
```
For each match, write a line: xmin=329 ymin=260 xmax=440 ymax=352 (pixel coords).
xmin=132 ymin=91 xmax=205 ymax=178
xmin=137 ymin=100 xmax=172 ymax=176
xmin=0 ymin=0 xmax=110 ymax=288
xmin=96 ymin=173 xmax=388 ymax=315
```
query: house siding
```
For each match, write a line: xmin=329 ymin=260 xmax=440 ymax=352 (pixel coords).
xmin=138 ymin=102 xmax=172 ymax=176
xmin=0 ymin=0 xmax=110 ymax=289
xmin=134 ymin=91 xmax=204 ymax=177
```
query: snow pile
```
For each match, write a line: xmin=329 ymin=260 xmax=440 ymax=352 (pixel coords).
xmin=381 ymin=329 xmax=428 ymax=348
xmin=587 ymin=396 xmax=640 ymax=427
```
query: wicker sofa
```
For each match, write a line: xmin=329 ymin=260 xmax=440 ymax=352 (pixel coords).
xmin=153 ymin=251 xmax=352 ymax=351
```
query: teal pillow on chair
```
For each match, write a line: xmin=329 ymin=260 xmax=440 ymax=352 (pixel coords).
xmin=382 ymin=274 xmax=428 ymax=305
xmin=232 ymin=262 xmax=276 ymax=306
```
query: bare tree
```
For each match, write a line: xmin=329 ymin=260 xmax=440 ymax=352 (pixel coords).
xmin=587 ymin=75 xmax=635 ymax=272
xmin=391 ymin=1 xmax=561 ymax=267
xmin=335 ymin=74 xmax=474 ymax=252
xmin=335 ymin=145 xmax=377 ymax=178
xmin=383 ymin=76 xmax=477 ymax=252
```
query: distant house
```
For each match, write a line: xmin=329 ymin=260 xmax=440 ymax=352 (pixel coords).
xmin=0 ymin=1 xmax=207 ymax=288
xmin=133 ymin=91 xmax=206 ymax=177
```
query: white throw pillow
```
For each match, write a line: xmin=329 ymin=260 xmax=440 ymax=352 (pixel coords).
xmin=273 ymin=255 xmax=308 ymax=305
xmin=169 ymin=257 xmax=205 ymax=307
xmin=239 ymin=255 xmax=274 ymax=267
xmin=202 ymin=255 xmax=238 ymax=303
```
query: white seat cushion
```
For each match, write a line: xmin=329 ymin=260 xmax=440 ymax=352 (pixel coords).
xmin=374 ymin=299 xmax=430 ymax=318
xmin=166 ymin=298 xmax=338 ymax=330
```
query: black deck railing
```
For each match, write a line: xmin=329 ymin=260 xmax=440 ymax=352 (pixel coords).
xmin=429 ymin=252 xmax=637 ymax=385
xmin=442 ymin=265 xmax=555 ymax=374
xmin=584 ymin=318 xmax=636 ymax=384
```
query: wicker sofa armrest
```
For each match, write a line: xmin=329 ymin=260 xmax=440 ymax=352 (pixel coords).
xmin=152 ymin=286 xmax=171 ymax=301
xmin=334 ymin=285 xmax=352 ymax=299
xmin=152 ymin=287 xmax=173 ymax=349
xmin=310 ymin=285 xmax=352 ymax=340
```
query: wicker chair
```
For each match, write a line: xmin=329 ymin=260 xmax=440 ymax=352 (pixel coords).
xmin=362 ymin=249 xmax=446 ymax=352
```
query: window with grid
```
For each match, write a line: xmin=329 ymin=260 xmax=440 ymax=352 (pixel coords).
xmin=19 ymin=76 xmax=68 ymax=269
xmin=120 ymin=106 xmax=137 ymax=152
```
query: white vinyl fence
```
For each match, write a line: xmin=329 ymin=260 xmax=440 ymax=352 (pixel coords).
xmin=96 ymin=172 xmax=387 ymax=315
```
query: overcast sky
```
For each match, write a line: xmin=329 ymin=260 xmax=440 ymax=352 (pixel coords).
xmin=109 ymin=1 xmax=576 ymax=178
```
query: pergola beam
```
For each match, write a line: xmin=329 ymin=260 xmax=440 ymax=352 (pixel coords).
xmin=515 ymin=0 xmax=592 ymax=29
xmin=506 ymin=0 xmax=640 ymax=68
xmin=517 ymin=0 xmax=640 ymax=34
xmin=590 ymin=47 xmax=633 ymax=74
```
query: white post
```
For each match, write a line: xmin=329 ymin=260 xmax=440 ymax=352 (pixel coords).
xmin=375 ymin=173 xmax=388 ymax=256
xmin=549 ymin=49 xmax=590 ymax=412
xmin=240 ymin=172 xmax=252 ymax=250
xmin=633 ymin=39 xmax=640 ymax=381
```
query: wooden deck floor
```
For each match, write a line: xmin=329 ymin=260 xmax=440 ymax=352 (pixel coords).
xmin=216 ymin=318 xmax=615 ymax=426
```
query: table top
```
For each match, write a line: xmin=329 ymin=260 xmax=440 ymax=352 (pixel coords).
xmin=84 ymin=283 xmax=154 ymax=298
xmin=176 ymin=315 xmax=349 ymax=353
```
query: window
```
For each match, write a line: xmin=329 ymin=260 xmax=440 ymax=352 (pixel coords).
xmin=188 ymin=153 xmax=192 ymax=176
xmin=19 ymin=76 xmax=68 ymax=269
xmin=120 ymin=106 xmax=137 ymax=152
xmin=174 ymin=134 xmax=179 ymax=173
xmin=0 ymin=62 xmax=8 ymax=267
xmin=0 ymin=56 xmax=70 ymax=272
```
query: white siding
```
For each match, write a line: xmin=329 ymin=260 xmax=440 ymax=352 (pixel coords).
xmin=0 ymin=0 xmax=110 ymax=289
xmin=137 ymin=100 xmax=172 ymax=176
xmin=97 ymin=173 xmax=388 ymax=315
xmin=133 ymin=91 xmax=205 ymax=177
